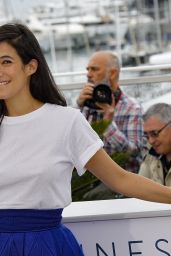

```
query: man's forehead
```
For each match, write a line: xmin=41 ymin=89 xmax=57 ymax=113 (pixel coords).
xmin=87 ymin=58 xmax=107 ymax=69
xmin=145 ymin=115 xmax=163 ymax=124
xmin=144 ymin=116 xmax=165 ymax=129
xmin=86 ymin=63 xmax=100 ymax=69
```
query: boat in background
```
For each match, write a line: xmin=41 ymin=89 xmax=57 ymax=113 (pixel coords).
xmin=1 ymin=0 xmax=171 ymax=70
xmin=142 ymin=90 xmax=171 ymax=112
xmin=149 ymin=51 xmax=171 ymax=65
xmin=49 ymin=23 xmax=89 ymax=50
xmin=17 ymin=13 xmax=89 ymax=52
xmin=24 ymin=15 xmax=50 ymax=52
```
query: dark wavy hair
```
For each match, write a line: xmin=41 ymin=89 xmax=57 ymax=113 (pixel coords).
xmin=0 ymin=23 xmax=67 ymax=123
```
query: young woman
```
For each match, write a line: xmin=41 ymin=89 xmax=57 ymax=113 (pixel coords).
xmin=0 ymin=23 xmax=171 ymax=256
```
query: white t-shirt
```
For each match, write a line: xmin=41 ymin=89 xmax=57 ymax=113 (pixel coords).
xmin=0 ymin=104 xmax=103 ymax=209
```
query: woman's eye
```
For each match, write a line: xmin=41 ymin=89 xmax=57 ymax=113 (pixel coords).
xmin=2 ymin=60 xmax=12 ymax=64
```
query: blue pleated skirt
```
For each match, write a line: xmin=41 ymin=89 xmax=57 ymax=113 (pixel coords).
xmin=0 ymin=209 xmax=84 ymax=256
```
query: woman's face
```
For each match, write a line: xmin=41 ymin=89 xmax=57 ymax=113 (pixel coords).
xmin=0 ymin=41 xmax=37 ymax=102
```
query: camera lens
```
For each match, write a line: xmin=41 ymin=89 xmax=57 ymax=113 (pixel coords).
xmin=84 ymin=83 xmax=112 ymax=109
xmin=93 ymin=84 xmax=112 ymax=104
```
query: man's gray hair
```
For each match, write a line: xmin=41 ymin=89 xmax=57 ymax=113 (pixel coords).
xmin=107 ymin=52 xmax=120 ymax=71
xmin=143 ymin=103 xmax=171 ymax=123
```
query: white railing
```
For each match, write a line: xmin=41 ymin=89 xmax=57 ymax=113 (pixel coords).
xmin=53 ymin=64 xmax=171 ymax=90
xmin=52 ymin=64 xmax=171 ymax=109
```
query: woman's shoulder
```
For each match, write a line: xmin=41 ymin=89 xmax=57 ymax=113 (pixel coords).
xmin=45 ymin=103 xmax=81 ymax=119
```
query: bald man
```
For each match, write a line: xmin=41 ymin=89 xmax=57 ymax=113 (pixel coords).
xmin=77 ymin=51 xmax=145 ymax=175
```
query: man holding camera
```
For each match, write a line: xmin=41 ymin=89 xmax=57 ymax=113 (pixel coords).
xmin=77 ymin=51 xmax=145 ymax=176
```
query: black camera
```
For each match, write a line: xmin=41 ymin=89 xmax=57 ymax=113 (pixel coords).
xmin=84 ymin=83 xmax=112 ymax=109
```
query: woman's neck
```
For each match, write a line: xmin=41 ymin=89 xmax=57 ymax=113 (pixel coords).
xmin=5 ymin=97 xmax=44 ymax=117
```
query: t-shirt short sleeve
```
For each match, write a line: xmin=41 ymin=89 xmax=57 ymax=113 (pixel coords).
xmin=67 ymin=110 xmax=104 ymax=176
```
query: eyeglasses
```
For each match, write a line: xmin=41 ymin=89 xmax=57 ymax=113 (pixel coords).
xmin=144 ymin=120 xmax=171 ymax=140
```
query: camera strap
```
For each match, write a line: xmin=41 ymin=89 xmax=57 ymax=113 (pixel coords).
xmin=113 ymin=88 xmax=122 ymax=105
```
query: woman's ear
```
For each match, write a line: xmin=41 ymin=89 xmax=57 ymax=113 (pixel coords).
xmin=26 ymin=59 xmax=38 ymax=76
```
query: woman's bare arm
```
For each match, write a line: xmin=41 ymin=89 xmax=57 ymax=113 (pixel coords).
xmin=85 ymin=149 xmax=171 ymax=204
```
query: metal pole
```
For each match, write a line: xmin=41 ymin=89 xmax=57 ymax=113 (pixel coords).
xmin=168 ymin=0 xmax=171 ymax=37
xmin=126 ymin=2 xmax=141 ymax=66
xmin=48 ymin=28 xmax=58 ymax=73
xmin=136 ymin=0 xmax=146 ymax=42
xmin=64 ymin=0 xmax=73 ymax=72
xmin=114 ymin=3 xmax=122 ymax=66
xmin=154 ymin=0 xmax=163 ymax=51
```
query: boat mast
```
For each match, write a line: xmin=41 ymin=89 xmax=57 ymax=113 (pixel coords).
xmin=153 ymin=0 xmax=162 ymax=51
xmin=64 ymin=0 xmax=73 ymax=71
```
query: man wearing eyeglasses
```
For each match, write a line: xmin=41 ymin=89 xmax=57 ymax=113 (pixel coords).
xmin=139 ymin=103 xmax=171 ymax=186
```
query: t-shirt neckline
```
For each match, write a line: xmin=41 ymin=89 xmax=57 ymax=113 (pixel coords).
xmin=2 ymin=103 xmax=48 ymax=124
